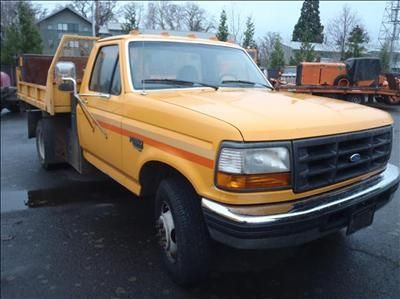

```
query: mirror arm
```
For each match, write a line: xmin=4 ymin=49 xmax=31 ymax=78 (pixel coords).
xmin=62 ymin=77 xmax=108 ymax=139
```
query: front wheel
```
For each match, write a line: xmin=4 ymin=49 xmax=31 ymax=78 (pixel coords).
xmin=155 ymin=176 xmax=211 ymax=285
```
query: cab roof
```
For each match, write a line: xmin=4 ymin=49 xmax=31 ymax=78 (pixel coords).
xmin=98 ymin=33 xmax=241 ymax=49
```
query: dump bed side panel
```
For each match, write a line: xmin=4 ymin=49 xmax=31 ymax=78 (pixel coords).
xmin=17 ymin=35 xmax=98 ymax=114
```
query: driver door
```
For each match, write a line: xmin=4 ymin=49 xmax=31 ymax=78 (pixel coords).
xmin=78 ymin=43 xmax=123 ymax=170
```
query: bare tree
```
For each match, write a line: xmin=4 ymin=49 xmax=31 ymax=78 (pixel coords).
xmin=1 ymin=1 xmax=47 ymax=29
xmin=144 ymin=1 xmax=214 ymax=32
xmin=94 ymin=0 xmax=117 ymax=36
xmin=145 ymin=2 xmax=158 ymax=30
xmin=165 ymin=2 xmax=185 ymax=30
xmin=153 ymin=1 xmax=184 ymax=31
xmin=71 ymin=0 xmax=91 ymax=18
xmin=97 ymin=1 xmax=116 ymax=25
xmin=1 ymin=1 xmax=18 ymax=29
xmin=258 ymin=32 xmax=281 ymax=67
xmin=228 ymin=4 xmax=244 ymax=43
xmin=326 ymin=5 xmax=359 ymax=60
xmin=183 ymin=2 xmax=214 ymax=32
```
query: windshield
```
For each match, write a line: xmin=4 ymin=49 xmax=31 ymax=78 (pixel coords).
xmin=128 ymin=41 xmax=272 ymax=90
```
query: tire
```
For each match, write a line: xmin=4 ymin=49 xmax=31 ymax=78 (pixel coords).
xmin=155 ymin=176 xmax=211 ymax=285
xmin=346 ymin=94 xmax=365 ymax=104
xmin=334 ymin=75 xmax=351 ymax=87
xmin=36 ymin=119 xmax=54 ymax=170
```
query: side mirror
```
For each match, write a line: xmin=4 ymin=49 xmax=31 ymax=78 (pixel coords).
xmin=55 ymin=61 xmax=76 ymax=91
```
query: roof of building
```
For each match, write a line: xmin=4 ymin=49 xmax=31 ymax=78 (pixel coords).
xmin=99 ymin=22 xmax=122 ymax=35
xmin=37 ymin=6 xmax=92 ymax=25
xmin=283 ymin=41 xmax=335 ymax=52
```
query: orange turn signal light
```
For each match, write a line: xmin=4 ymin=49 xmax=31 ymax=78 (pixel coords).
xmin=216 ymin=172 xmax=290 ymax=191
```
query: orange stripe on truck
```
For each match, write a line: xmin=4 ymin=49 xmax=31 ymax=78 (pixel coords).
xmin=98 ymin=120 xmax=214 ymax=169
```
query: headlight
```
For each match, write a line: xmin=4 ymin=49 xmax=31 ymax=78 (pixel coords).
xmin=216 ymin=143 xmax=291 ymax=191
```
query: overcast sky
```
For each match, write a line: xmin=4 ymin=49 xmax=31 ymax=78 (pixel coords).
xmin=38 ymin=1 xmax=388 ymax=47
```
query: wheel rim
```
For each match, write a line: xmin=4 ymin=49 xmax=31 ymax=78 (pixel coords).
xmin=156 ymin=201 xmax=177 ymax=263
xmin=38 ymin=128 xmax=45 ymax=160
xmin=338 ymin=78 xmax=350 ymax=87
xmin=348 ymin=95 xmax=362 ymax=104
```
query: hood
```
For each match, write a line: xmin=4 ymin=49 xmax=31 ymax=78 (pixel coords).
xmin=148 ymin=89 xmax=393 ymax=141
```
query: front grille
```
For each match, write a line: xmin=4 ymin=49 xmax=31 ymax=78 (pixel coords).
xmin=293 ymin=126 xmax=392 ymax=193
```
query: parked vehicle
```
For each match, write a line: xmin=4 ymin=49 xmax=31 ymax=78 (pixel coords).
xmin=279 ymin=58 xmax=400 ymax=105
xmin=17 ymin=34 xmax=399 ymax=284
xmin=1 ymin=71 xmax=19 ymax=112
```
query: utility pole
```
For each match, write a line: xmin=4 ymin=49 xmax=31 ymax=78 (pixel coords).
xmin=94 ymin=0 xmax=100 ymax=37
xmin=378 ymin=1 xmax=400 ymax=71
xmin=92 ymin=1 xmax=96 ymax=37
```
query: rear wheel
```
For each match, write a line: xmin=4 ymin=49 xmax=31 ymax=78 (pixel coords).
xmin=383 ymin=95 xmax=400 ymax=105
xmin=36 ymin=119 xmax=63 ymax=170
xmin=346 ymin=94 xmax=365 ymax=104
xmin=155 ymin=176 xmax=211 ymax=285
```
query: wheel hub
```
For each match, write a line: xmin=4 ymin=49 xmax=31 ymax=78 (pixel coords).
xmin=156 ymin=202 xmax=177 ymax=263
xmin=348 ymin=95 xmax=362 ymax=104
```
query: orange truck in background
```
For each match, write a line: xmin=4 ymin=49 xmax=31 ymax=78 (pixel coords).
xmin=16 ymin=34 xmax=399 ymax=285
xmin=281 ymin=58 xmax=400 ymax=105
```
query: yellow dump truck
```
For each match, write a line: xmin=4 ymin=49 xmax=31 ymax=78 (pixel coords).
xmin=17 ymin=34 xmax=399 ymax=284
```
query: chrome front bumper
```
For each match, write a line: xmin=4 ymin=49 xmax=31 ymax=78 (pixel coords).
xmin=202 ymin=164 xmax=400 ymax=249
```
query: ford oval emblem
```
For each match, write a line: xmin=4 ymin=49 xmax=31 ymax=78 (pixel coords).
xmin=349 ymin=153 xmax=361 ymax=163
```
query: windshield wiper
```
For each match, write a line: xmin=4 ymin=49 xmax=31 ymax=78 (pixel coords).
xmin=142 ymin=79 xmax=218 ymax=90
xmin=221 ymin=80 xmax=274 ymax=90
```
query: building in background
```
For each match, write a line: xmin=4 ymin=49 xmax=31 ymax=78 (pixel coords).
xmin=36 ymin=7 xmax=217 ymax=54
xmin=36 ymin=7 xmax=92 ymax=54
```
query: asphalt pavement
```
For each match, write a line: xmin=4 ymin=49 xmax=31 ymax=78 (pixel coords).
xmin=1 ymin=106 xmax=399 ymax=299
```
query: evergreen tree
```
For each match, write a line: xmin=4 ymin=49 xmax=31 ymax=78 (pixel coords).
xmin=18 ymin=1 xmax=42 ymax=54
xmin=293 ymin=32 xmax=316 ymax=63
xmin=345 ymin=25 xmax=369 ymax=58
xmin=1 ymin=25 xmax=20 ymax=64
xmin=292 ymin=0 xmax=324 ymax=43
xmin=1 ymin=1 xmax=42 ymax=64
xmin=242 ymin=16 xmax=256 ymax=48
xmin=216 ymin=10 xmax=228 ymax=42
xmin=269 ymin=36 xmax=285 ymax=70
xmin=289 ymin=56 xmax=297 ymax=65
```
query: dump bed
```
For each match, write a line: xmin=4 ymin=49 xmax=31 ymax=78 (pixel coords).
xmin=17 ymin=35 xmax=98 ymax=114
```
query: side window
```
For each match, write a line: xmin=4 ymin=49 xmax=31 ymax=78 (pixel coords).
xmin=89 ymin=45 xmax=121 ymax=95
xmin=110 ymin=62 xmax=121 ymax=95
